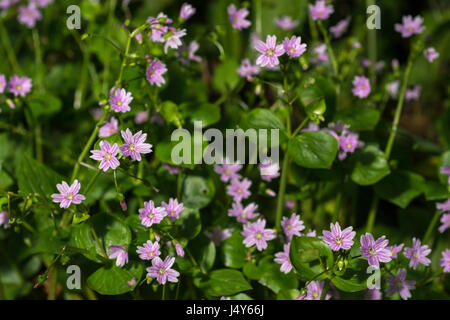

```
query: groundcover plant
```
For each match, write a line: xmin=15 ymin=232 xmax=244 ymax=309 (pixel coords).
xmin=0 ymin=0 xmax=449 ymax=301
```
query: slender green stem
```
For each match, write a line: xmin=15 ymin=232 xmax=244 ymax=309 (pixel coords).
xmin=365 ymin=194 xmax=379 ymax=233
xmin=291 ymin=117 xmax=310 ymax=138
xmin=320 ymin=279 xmax=330 ymax=300
xmin=71 ymin=109 xmax=108 ymax=182
xmin=0 ymin=19 xmax=21 ymax=74
xmin=162 ymin=284 xmax=166 ymax=300
xmin=366 ymin=0 xmax=377 ymax=84
xmin=384 ymin=52 xmax=414 ymax=159
xmin=333 ymin=191 xmax=342 ymax=223
xmin=317 ymin=20 xmax=338 ymax=76
xmin=254 ymin=0 xmax=262 ymax=36
xmin=275 ymin=149 xmax=290 ymax=230
xmin=84 ymin=170 xmax=101 ymax=194
xmin=32 ymin=28 xmax=44 ymax=92
xmin=423 ymin=210 xmax=441 ymax=245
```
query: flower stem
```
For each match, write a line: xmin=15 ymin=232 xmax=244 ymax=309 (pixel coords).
xmin=365 ymin=193 xmax=379 ymax=233
xmin=275 ymin=148 xmax=290 ymax=230
xmin=0 ymin=19 xmax=21 ymax=74
xmin=317 ymin=20 xmax=338 ymax=76
xmin=71 ymin=108 xmax=108 ymax=182
xmin=423 ymin=210 xmax=441 ymax=245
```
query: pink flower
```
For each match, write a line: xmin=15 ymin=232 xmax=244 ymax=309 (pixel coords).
xmin=0 ymin=0 xmax=19 ymax=12
xmin=242 ymin=219 xmax=276 ymax=251
xmin=386 ymin=243 xmax=404 ymax=259
xmin=274 ymin=16 xmax=298 ymax=30
xmin=303 ymin=281 xmax=331 ymax=300
xmin=403 ymin=238 xmax=431 ymax=269
xmin=135 ymin=111 xmax=149 ymax=124
xmin=228 ymin=202 xmax=259 ymax=223
xmin=164 ymin=28 xmax=187 ymax=54
xmin=424 ymin=47 xmax=439 ymax=63
xmin=255 ymin=35 xmax=285 ymax=68
xmin=405 ymin=85 xmax=421 ymax=101
xmin=179 ymin=2 xmax=195 ymax=21
xmin=395 ymin=15 xmax=425 ymax=38
xmin=282 ymin=36 xmax=307 ymax=58
xmin=439 ymin=213 xmax=450 ymax=233
xmin=163 ymin=163 xmax=180 ymax=175
xmin=18 ymin=4 xmax=42 ymax=28
xmin=30 ymin=0 xmax=53 ymax=8
xmin=214 ymin=160 xmax=242 ymax=182
xmin=227 ymin=178 xmax=252 ymax=202
xmin=360 ymin=233 xmax=392 ymax=268
xmin=146 ymin=256 xmax=179 ymax=285
xmin=174 ymin=242 xmax=185 ymax=257
xmin=364 ymin=288 xmax=382 ymax=300
xmin=108 ymin=245 xmax=128 ymax=267
xmin=386 ymin=268 xmax=416 ymax=300
xmin=205 ymin=226 xmax=232 ymax=246
xmin=437 ymin=198 xmax=450 ymax=213
xmin=281 ymin=213 xmax=305 ymax=241
xmin=338 ymin=132 xmax=363 ymax=160
xmin=310 ymin=44 xmax=329 ymax=64
xmin=137 ymin=240 xmax=161 ymax=260
xmin=120 ymin=129 xmax=152 ymax=161
xmin=440 ymin=166 xmax=450 ymax=184
xmin=90 ymin=141 xmax=120 ymax=172
xmin=387 ymin=80 xmax=400 ymax=99
xmin=109 ymin=87 xmax=133 ymax=113
xmin=139 ymin=200 xmax=167 ymax=227
xmin=302 ymin=122 xmax=320 ymax=133
xmin=120 ymin=200 xmax=127 ymax=211
xmin=0 ymin=74 xmax=6 ymax=93
xmin=440 ymin=249 xmax=450 ymax=272
xmin=161 ymin=198 xmax=184 ymax=221
xmin=8 ymin=75 xmax=32 ymax=97
xmin=99 ymin=117 xmax=119 ymax=138
xmin=329 ymin=17 xmax=351 ymax=38
xmin=177 ymin=41 xmax=201 ymax=65
xmin=309 ymin=0 xmax=334 ymax=21
xmin=146 ymin=60 xmax=167 ymax=87
xmin=352 ymin=76 xmax=371 ymax=98
xmin=274 ymin=243 xmax=292 ymax=274
xmin=285 ymin=200 xmax=296 ymax=209
xmin=147 ymin=13 xmax=171 ymax=42
xmin=227 ymin=4 xmax=251 ymax=30
xmin=322 ymin=222 xmax=355 ymax=251
xmin=259 ymin=160 xmax=280 ymax=182
xmin=237 ymin=59 xmax=260 ymax=82
xmin=51 ymin=180 xmax=86 ymax=209
xmin=0 ymin=210 xmax=10 ymax=229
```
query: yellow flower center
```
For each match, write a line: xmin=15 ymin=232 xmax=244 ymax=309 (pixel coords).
xmin=66 ymin=193 xmax=74 ymax=200
xmin=255 ymin=232 xmax=263 ymax=240
xmin=129 ymin=144 xmax=136 ymax=151
xmin=266 ymin=48 xmax=275 ymax=57
xmin=105 ymin=153 xmax=112 ymax=161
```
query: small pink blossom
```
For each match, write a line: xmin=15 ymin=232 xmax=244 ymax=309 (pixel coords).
xmin=108 ymin=245 xmax=128 ymax=267
xmin=51 ymin=180 xmax=85 ymax=209
xmin=161 ymin=198 xmax=184 ymax=221
xmin=8 ymin=75 xmax=32 ymax=97
xmin=274 ymin=16 xmax=298 ymax=30
xmin=237 ymin=59 xmax=260 ymax=82
xmin=146 ymin=60 xmax=167 ymax=87
xmin=164 ymin=28 xmax=187 ymax=54
xmin=179 ymin=2 xmax=195 ymax=21
xmin=282 ymin=36 xmax=307 ymax=58
xmin=255 ymin=35 xmax=285 ymax=68
xmin=135 ymin=111 xmax=150 ymax=124
xmin=120 ymin=129 xmax=152 ymax=161
xmin=259 ymin=160 xmax=280 ymax=182
xmin=386 ymin=243 xmax=404 ymax=259
xmin=90 ymin=141 xmax=120 ymax=172
xmin=174 ymin=242 xmax=185 ymax=257
xmin=352 ymin=76 xmax=371 ymax=98
xmin=147 ymin=256 xmax=179 ymax=285
xmin=309 ymin=0 xmax=334 ymax=21
xmin=0 ymin=74 xmax=6 ymax=93
xmin=227 ymin=178 xmax=252 ymax=202
xmin=228 ymin=202 xmax=259 ymax=223
xmin=386 ymin=268 xmax=416 ymax=300
xmin=139 ymin=200 xmax=167 ymax=227
xmin=404 ymin=238 xmax=431 ymax=269
xmin=439 ymin=213 xmax=450 ymax=233
xmin=214 ymin=160 xmax=243 ymax=182
xmin=274 ymin=243 xmax=292 ymax=274
xmin=109 ymin=87 xmax=133 ymax=113
xmin=364 ymin=288 xmax=382 ymax=300
xmin=18 ymin=4 xmax=42 ymax=28
xmin=387 ymin=80 xmax=400 ymax=99
xmin=0 ymin=210 xmax=10 ymax=229
xmin=329 ymin=17 xmax=351 ymax=38
xmin=424 ymin=47 xmax=439 ymax=63
xmin=322 ymin=222 xmax=355 ymax=251
xmin=242 ymin=219 xmax=276 ymax=251
xmin=310 ymin=44 xmax=329 ymax=64
xmin=405 ymin=85 xmax=421 ymax=101
xmin=205 ymin=226 xmax=232 ymax=246
xmin=99 ymin=117 xmax=119 ymax=138
xmin=227 ymin=4 xmax=251 ymax=30
xmin=281 ymin=213 xmax=305 ymax=241
xmin=360 ymin=233 xmax=392 ymax=268
xmin=163 ymin=163 xmax=180 ymax=175
xmin=395 ymin=15 xmax=425 ymax=38
xmin=440 ymin=249 xmax=450 ymax=272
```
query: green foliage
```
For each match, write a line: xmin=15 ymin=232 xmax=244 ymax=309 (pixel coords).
xmin=288 ymin=132 xmax=338 ymax=169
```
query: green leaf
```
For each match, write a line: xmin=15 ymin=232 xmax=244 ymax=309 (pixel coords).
xmin=182 ymin=176 xmax=216 ymax=209
xmin=334 ymin=105 xmax=380 ymax=131
xmin=331 ymin=258 xmax=369 ymax=293
xmin=28 ymin=92 xmax=62 ymax=119
xmin=351 ymin=145 xmax=390 ymax=186
xmin=159 ymin=101 xmax=182 ymax=127
xmin=180 ymin=102 xmax=221 ymax=126
xmin=205 ymin=269 xmax=252 ymax=296
xmin=87 ymin=263 xmax=143 ymax=295
xmin=222 ymin=232 xmax=248 ymax=269
xmin=288 ymin=131 xmax=338 ymax=169
xmin=423 ymin=180 xmax=450 ymax=200
xmin=91 ymin=213 xmax=132 ymax=249
xmin=189 ymin=234 xmax=216 ymax=271
xmin=298 ymin=76 xmax=337 ymax=120
xmin=243 ymin=108 xmax=286 ymax=132
xmin=289 ymin=236 xmax=333 ymax=280
xmin=212 ymin=59 xmax=240 ymax=93
xmin=305 ymin=98 xmax=326 ymax=123
xmin=69 ymin=223 xmax=105 ymax=263
xmin=374 ymin=171 xmax=425 ymax=208
xmin=17 ymin=155 xmax=62 ymax=197
xmin=175 ymin=207 xmax=201 ymax=240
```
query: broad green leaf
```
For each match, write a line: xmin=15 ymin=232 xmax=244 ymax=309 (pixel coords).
xmin=28 ymin=92 xmax=62 ymax=119
xmin=175 ymin=207 xmax=201 ymax=240
xmin=69 ymin=223 xmax=105 ymax=263
xmin=423 ymin=180 xmax=450 ymax=200
xmin=182 ymin=176 xmax=216 ymax=209
xmin=289 ymin=236 xmax=334 ymax=281
xmin=374 ymin=171 xmax=425 ymax=208
xmin=351 ymin=145 xmax=390 ymax=185
xmin=243 ymin=108 xmax=286 ymax=132
xmin=212 ymin=59 xmax=240 ymax=93
xmin=298 ymin=76 xmax=337 ymax=120
xmin=91 ymin=213 xmax=132 ymax=249
xmin=189 ymin=234 xmax=216 ymax=272
xmin=288 ymin=131 xmax=338 ymax=169
xmin=222 ymin=232 xmax=248 ymax=269
xmin=205 ymin=269 xmax=252 ymax=296
xmin=87 ymin=263 xmax=143 ymax=295
xmin=305 ymin=98 xmax=326 ymax=123
xmin=180 ymin=102 xmax=221 ymax=126
xmin=331 ymin=258 xmax=372 ymax=293
xmin=334 ymin=105 xmax=380 ymax=131
xmin=17 ymin=155 xmax=62 ymax=197
xmin=159 ymin=101 xmax=182 ymax=127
